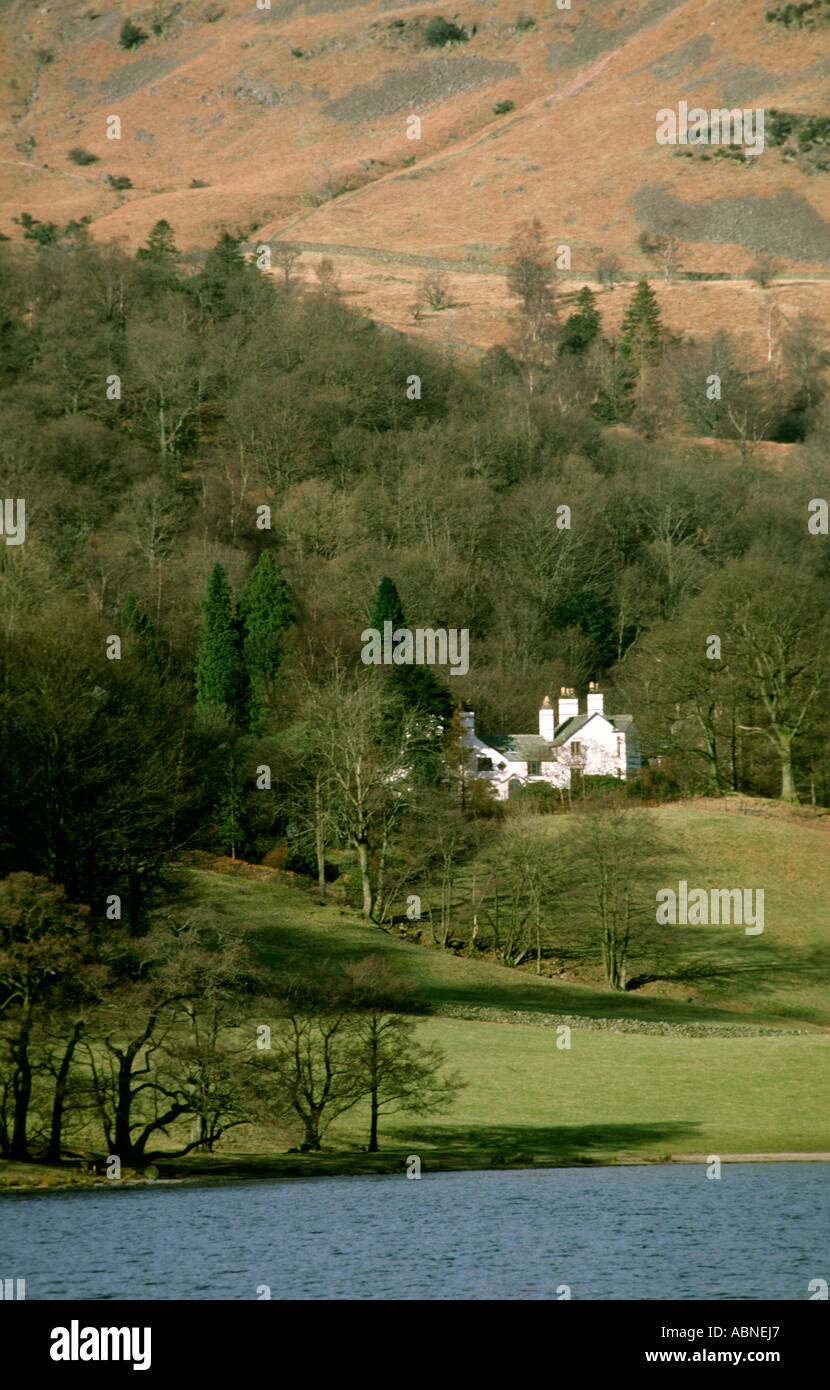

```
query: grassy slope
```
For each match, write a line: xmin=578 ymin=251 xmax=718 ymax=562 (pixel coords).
xmin=170 ymin=806 xmax=830 ymax=1168
xmin=3 ymin=806 xmax=827 ymax=1187
xmin=205 ymin=803 xmax=830 ymax=1027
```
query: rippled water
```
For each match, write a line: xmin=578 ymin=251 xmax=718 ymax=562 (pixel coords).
xmin=1 ymin=1163 xmax=826 ymax=1300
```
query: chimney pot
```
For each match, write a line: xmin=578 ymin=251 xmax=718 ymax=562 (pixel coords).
xmin=557 ymin=689 xmax=579 ymax=724
xmin=586 ymin=688 xmax=604 ymax=716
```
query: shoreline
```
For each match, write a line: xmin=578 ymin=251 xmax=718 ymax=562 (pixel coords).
xmin=3 ymin=1150 xmax=830 ymax=1194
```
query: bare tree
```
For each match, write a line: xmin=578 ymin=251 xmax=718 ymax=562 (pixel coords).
xmin=256 ymin=976 xmax=366 ymax=1151
xmin=595 ymin=251 xmax=623 ymax=287
xmin=344 ymin=956 xmax=464 ymax=1152
xmin=638 ymin=227 xmax=683 ymax=284
xmin=571 ymin=804 xmax=665 ymax=990
xmin=506 ymin=219 xmax=558 ymax=394
xmin=314 ymin=256 xmax=340 ymax=298
xmin=712 ymin=559 xmax=829 ymax=802
xmin=747 ymin=253 xmax=783 ymax=289
xmin=415 ymin=270 xmax=452 ymax=312
xmin=273 ymin=242 xmax=299 ymax=286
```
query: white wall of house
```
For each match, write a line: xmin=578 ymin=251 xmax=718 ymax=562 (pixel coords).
xmin=559 ymin=714 xmax=627 ymax=778
xmin=460 ymin=690 xmax=640 ymax=799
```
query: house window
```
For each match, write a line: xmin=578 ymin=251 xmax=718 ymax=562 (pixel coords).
xmin=571 ymin=742 xmax=581 ymax=756
xmin=527 ymin=761 xmax=540 ymax=776
xmin=477 ymin=757 xmax=492 ymax=772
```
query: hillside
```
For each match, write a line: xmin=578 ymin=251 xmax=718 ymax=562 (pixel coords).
xmin=152 ymin=803 xmax=830 ymax=1169
xmin=2 ymin=0 xmax=830 ymax=359
xmin=191 ymin=802 xmax=830 ymax=1029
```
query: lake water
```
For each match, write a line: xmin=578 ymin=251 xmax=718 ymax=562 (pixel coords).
xmin=1 ymin=1163 xmax=826 ymax=1300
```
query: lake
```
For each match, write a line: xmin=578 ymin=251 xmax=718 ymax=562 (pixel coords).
xmin=1 ymin=1162 xmax=826 ymax=1300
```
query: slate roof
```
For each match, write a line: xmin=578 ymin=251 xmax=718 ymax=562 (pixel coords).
xmin=480 ymin=715 xmax=636 ymax=760
xmin=552 ymin=713 xmax=635 ymax=746
xmin=484 ymin=734 xmax=554 ymax=761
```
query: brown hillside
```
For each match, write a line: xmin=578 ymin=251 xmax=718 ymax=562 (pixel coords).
xmin=2 ymin=0 xmax=829 ymax=356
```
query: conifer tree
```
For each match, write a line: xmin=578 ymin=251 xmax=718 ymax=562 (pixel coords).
xmin=618 ymin=278 xmax=662 ymax=373
xmin=369 ymin=575 xmax=406 ymax=632
xmin=196 ymin=232 xmax=250 ymax=319
xmin=367 ymin=576 xmax=453 ymax=780
xmin=218 ymin=756 xmax=245 ymax=859
xmin=136 ymin=219 xmax=178 ymax=265
xmin=238 ymin=553 xmax=292 ymax=718
xmin=558 ymin=286 xmax=601 ymax=357
xmin=122 ymin=592 xmax=161 ymax=674
xmin=195 ymin=564 xmax=242 ymax=714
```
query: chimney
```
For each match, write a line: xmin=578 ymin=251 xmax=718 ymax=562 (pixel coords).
xmin=460 ymin=710 xmax=475 ymax=740
xmin=586 ymin=682 xmax=604 ymax=717
xmin=539 ymin=695 xmax=554 ymax=742
xmin=557 ymin=687 xmax=579 ymax=724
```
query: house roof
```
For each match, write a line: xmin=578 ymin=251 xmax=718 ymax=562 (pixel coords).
xmin=471 ymin=713 xmax=637 ymax=760
xmin=484 ymin=734 xmax=554 ymax=761
xmin=552 ymin=712 xmax=635 ymax=746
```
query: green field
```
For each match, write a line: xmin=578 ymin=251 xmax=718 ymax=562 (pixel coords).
xmin=199 ymin=802 xmax=830 ymax=1028
xmin=170 ymin=805 xmax=830 ymax=1171
xmin=3 ymin=804 xmax=828 ymax=1189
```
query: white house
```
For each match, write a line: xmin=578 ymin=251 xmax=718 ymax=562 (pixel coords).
xmin=460 ymin=685 xmax=641 ymax=800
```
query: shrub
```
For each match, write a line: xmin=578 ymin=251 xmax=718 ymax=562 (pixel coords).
xmin=747 ymin=253 xmax=783 ymax=288
xmin=424 ymin=16 xmax=467 ymax=47
xmin=507 ymin=781 xmax=562 ymax=812
xmin=119 ymin=20 xmax=149 ymax=50
xmin=68 ymin=147 xmax=99 ymax=165
xmin=416 ymin=270 xmax=452 ymax=310
xmin=493 ymin=100 xmax=515 ymax=115
xmin=14 ymin=212 xmax=60 ymax=245
xmin=108 ymin=175 xmax=133 ymax=190
xmin=595 ymin=251 xmax=622 ymax=286
xmin=190 ymin=178 xmax=210 ymax=188
xmin=515 ymin=11 xmax=536 ymax=29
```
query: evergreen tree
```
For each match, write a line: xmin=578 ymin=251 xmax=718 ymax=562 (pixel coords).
xmin=558 ymin=286 xmax=601 ymax=357
xmin=238 ymin=554 xmax=292 ymax=719
xmin=369 ymin=575 xmax=406 ymax=631
xmin=195 ymin=564 xmax=243 ymax=714
xmin=194 ymin=232 xmax=250 ymax=320
xmin=218 ymin=757 xmax=245 ymax=859
xmin=367 ymin=576 xmax=453 ymax=781
xmin=122 ymin=592 xmax=161 ymax=674
xmin=136 ymin=219 xmax=179 ymax=265
xmin=618 ymin=279 xmax=662 ymax=373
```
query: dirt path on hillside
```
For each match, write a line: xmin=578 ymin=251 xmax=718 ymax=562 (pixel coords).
xmin=258 ymin=238 xmax=830 ymax=288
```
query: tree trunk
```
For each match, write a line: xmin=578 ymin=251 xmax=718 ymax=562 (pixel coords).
xmin=779 ymin=742 xmax=798 ymax=802
xmin=535 ymin=902 xmax=542 ymax=975
xmin=368 ymin=1089 xmax=379 ymax=1153
xmin=128 ymin=866 xmax=142 ymax=936
xmin=9 ymin=1013 xmax=33 ymax=1161
xmin=46 ymin=1021 xmax=84 ymax=1162
xmin=302 ymin=1112 xmax=322 ymax=1151
xmin=314 ymin=775 xmax=326 ymax=904
xmin=356 ymin=839 xmax=374 ymax=919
